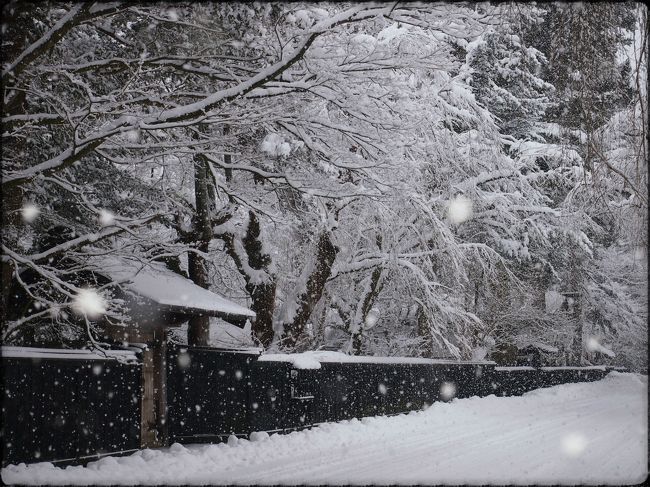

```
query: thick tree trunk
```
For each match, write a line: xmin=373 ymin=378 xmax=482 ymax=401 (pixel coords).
xmin=416 ymin=304 xmax=433 ymax=358
xmin=239 ymin=211 xmax=276 ymax=347
xmin=187 ymin=154 xmax=212 ymax=346
xmin=533 ymin=262 xmax=551 ymax=311
xmin=488 ymin=262 xmax=510 ymax=345
xmin=568 ymin=248 xmax=584 ymax=365
xmin=351 ymin=266 xmax=383 ymax=355
xmin=280 ymin=231 xmax=338 ymax=349
xmin=211 ymin=127 xmax=276 ymax=347
xmin=222 ymin=211 xmax=277 ymax=348
xmin=223 ymin=125 xmax=233 ymax=183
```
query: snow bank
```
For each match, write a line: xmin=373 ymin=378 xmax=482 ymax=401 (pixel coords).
xmin=3 ymin=372 xmax=645 ymax=485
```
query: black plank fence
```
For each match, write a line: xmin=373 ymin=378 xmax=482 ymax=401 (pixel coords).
xmin=165 ymin=346 xmax=258 ymax=443
xmin=2 ymin=345 xmax=620 ymax=467
xmin=1 ymin=347 xmax=141 ymax=467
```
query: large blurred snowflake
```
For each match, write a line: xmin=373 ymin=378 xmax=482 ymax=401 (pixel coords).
xmin=21 ymin=203 xmax=40 ymax=223
xmin=72 ymin=288 xmax=107 ymax=318
xmin=447 ymin=195 xmax=473 ymax=224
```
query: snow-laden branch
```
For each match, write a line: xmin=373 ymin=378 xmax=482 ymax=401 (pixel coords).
xmin=2 ymin=4 xmax=91 ymax=82
xmin=16 ymin=213 xmax=165 ymax=264
xmin=3 ymin=137 xmax=105 ymax=188
xmin=3 ymin=5 xmax=399 ymax=188
xmin=454 ymin=168 xmax=519 ymax=192
xmin=2 ymin=2 xmax=126 ymax=83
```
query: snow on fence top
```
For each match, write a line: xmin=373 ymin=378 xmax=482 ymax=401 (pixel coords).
xmin=258 ymin=350 xmax=494 ymax=369
xmin=85 ymin=255 xmax=255 ymax=319
xmin=540 ymin=366 xmax=609 ymax=371
xmin=495 ymin=366 xmax=537 ymax=371
xmin=495 ymin=365 xmax=611 ymax=371
xmin=1 ymin=346 xmax=138 ymax=361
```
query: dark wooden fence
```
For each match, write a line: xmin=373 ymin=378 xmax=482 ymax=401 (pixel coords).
xmin=1 ymin=347 xmax=141 ymax=467
xmin=489 ymin=365 xmax=612 ymax=396
xmin=307 ymin=361 xmax=491 ymax=424
xmin=1 ymin=345 xmax=620 ymax=467
xmin=165 ymin=346 xmax=258 ymax=443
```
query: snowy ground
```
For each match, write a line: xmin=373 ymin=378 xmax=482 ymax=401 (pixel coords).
xmin=3 ymin=372 xmax=647 ymax=485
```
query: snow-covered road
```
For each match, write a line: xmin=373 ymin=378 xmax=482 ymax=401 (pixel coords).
xmin=3 ymin=372 xmax=647 ymax=485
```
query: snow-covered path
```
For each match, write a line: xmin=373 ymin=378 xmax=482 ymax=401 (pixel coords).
xmin=3 ymin=372 xmax=647 ymax=485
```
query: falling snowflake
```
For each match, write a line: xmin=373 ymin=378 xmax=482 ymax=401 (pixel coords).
xmin=177 ymin=352 xmax=191 ymax=369
xmin=561 ymin=432 xmax=588 ymax=457
xmin=586 ymin=336 xmax=600 ymax=352
xmin=447 ymin=195 xmax=473 ymax=224
xmin=99 ymin=209 xmax=115 ymax=227
xmin=586 ymin=336 xmax=616 ymax=357
xmin=378 ymin=383 xmax=387 ymax=395
xmin=440 ymin=381 xmax=457 ymax=400
xmin=364 ymin=308 xmax=380 ymax=329
xmin=72 ymin=288 xmax=106 ymax=318
xmin=21 ymin=203 xmax=40 ymax=223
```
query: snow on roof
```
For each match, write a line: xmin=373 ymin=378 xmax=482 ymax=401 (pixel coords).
xmin=1 ymin=346 xmax=138 ymax=361
xmin=258 ymin=351 xmax=494 ymax=369
xmin=86 ymin=255 xmax=255 ymax=319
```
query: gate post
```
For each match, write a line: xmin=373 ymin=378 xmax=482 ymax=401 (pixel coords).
xmin=140 ymin=329 xmax=169 ymax=448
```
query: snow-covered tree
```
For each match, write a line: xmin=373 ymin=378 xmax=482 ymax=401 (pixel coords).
xmin=2 ymin=2 xmax=646 ymax=369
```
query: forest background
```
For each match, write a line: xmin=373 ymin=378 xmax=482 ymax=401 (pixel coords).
xmin=1 ymin=2 xmax=647 ymax=371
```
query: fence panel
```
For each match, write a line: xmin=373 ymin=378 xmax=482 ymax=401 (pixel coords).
xmin=309 ymin=360 xmax=494 ymax=424
xmin=166 ymin=346 xmax=258 ymax=443
xmin=492 ymin=366 xmax=612 ymax=397
xmin=248 ymin=360 xmax=292 ymax=433
xmin=1 ymin=347 xmax=141 ymax=467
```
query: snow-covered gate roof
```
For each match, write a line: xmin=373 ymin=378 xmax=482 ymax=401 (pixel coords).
xmin=85 ymin=255 xmax=255 ymax=320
